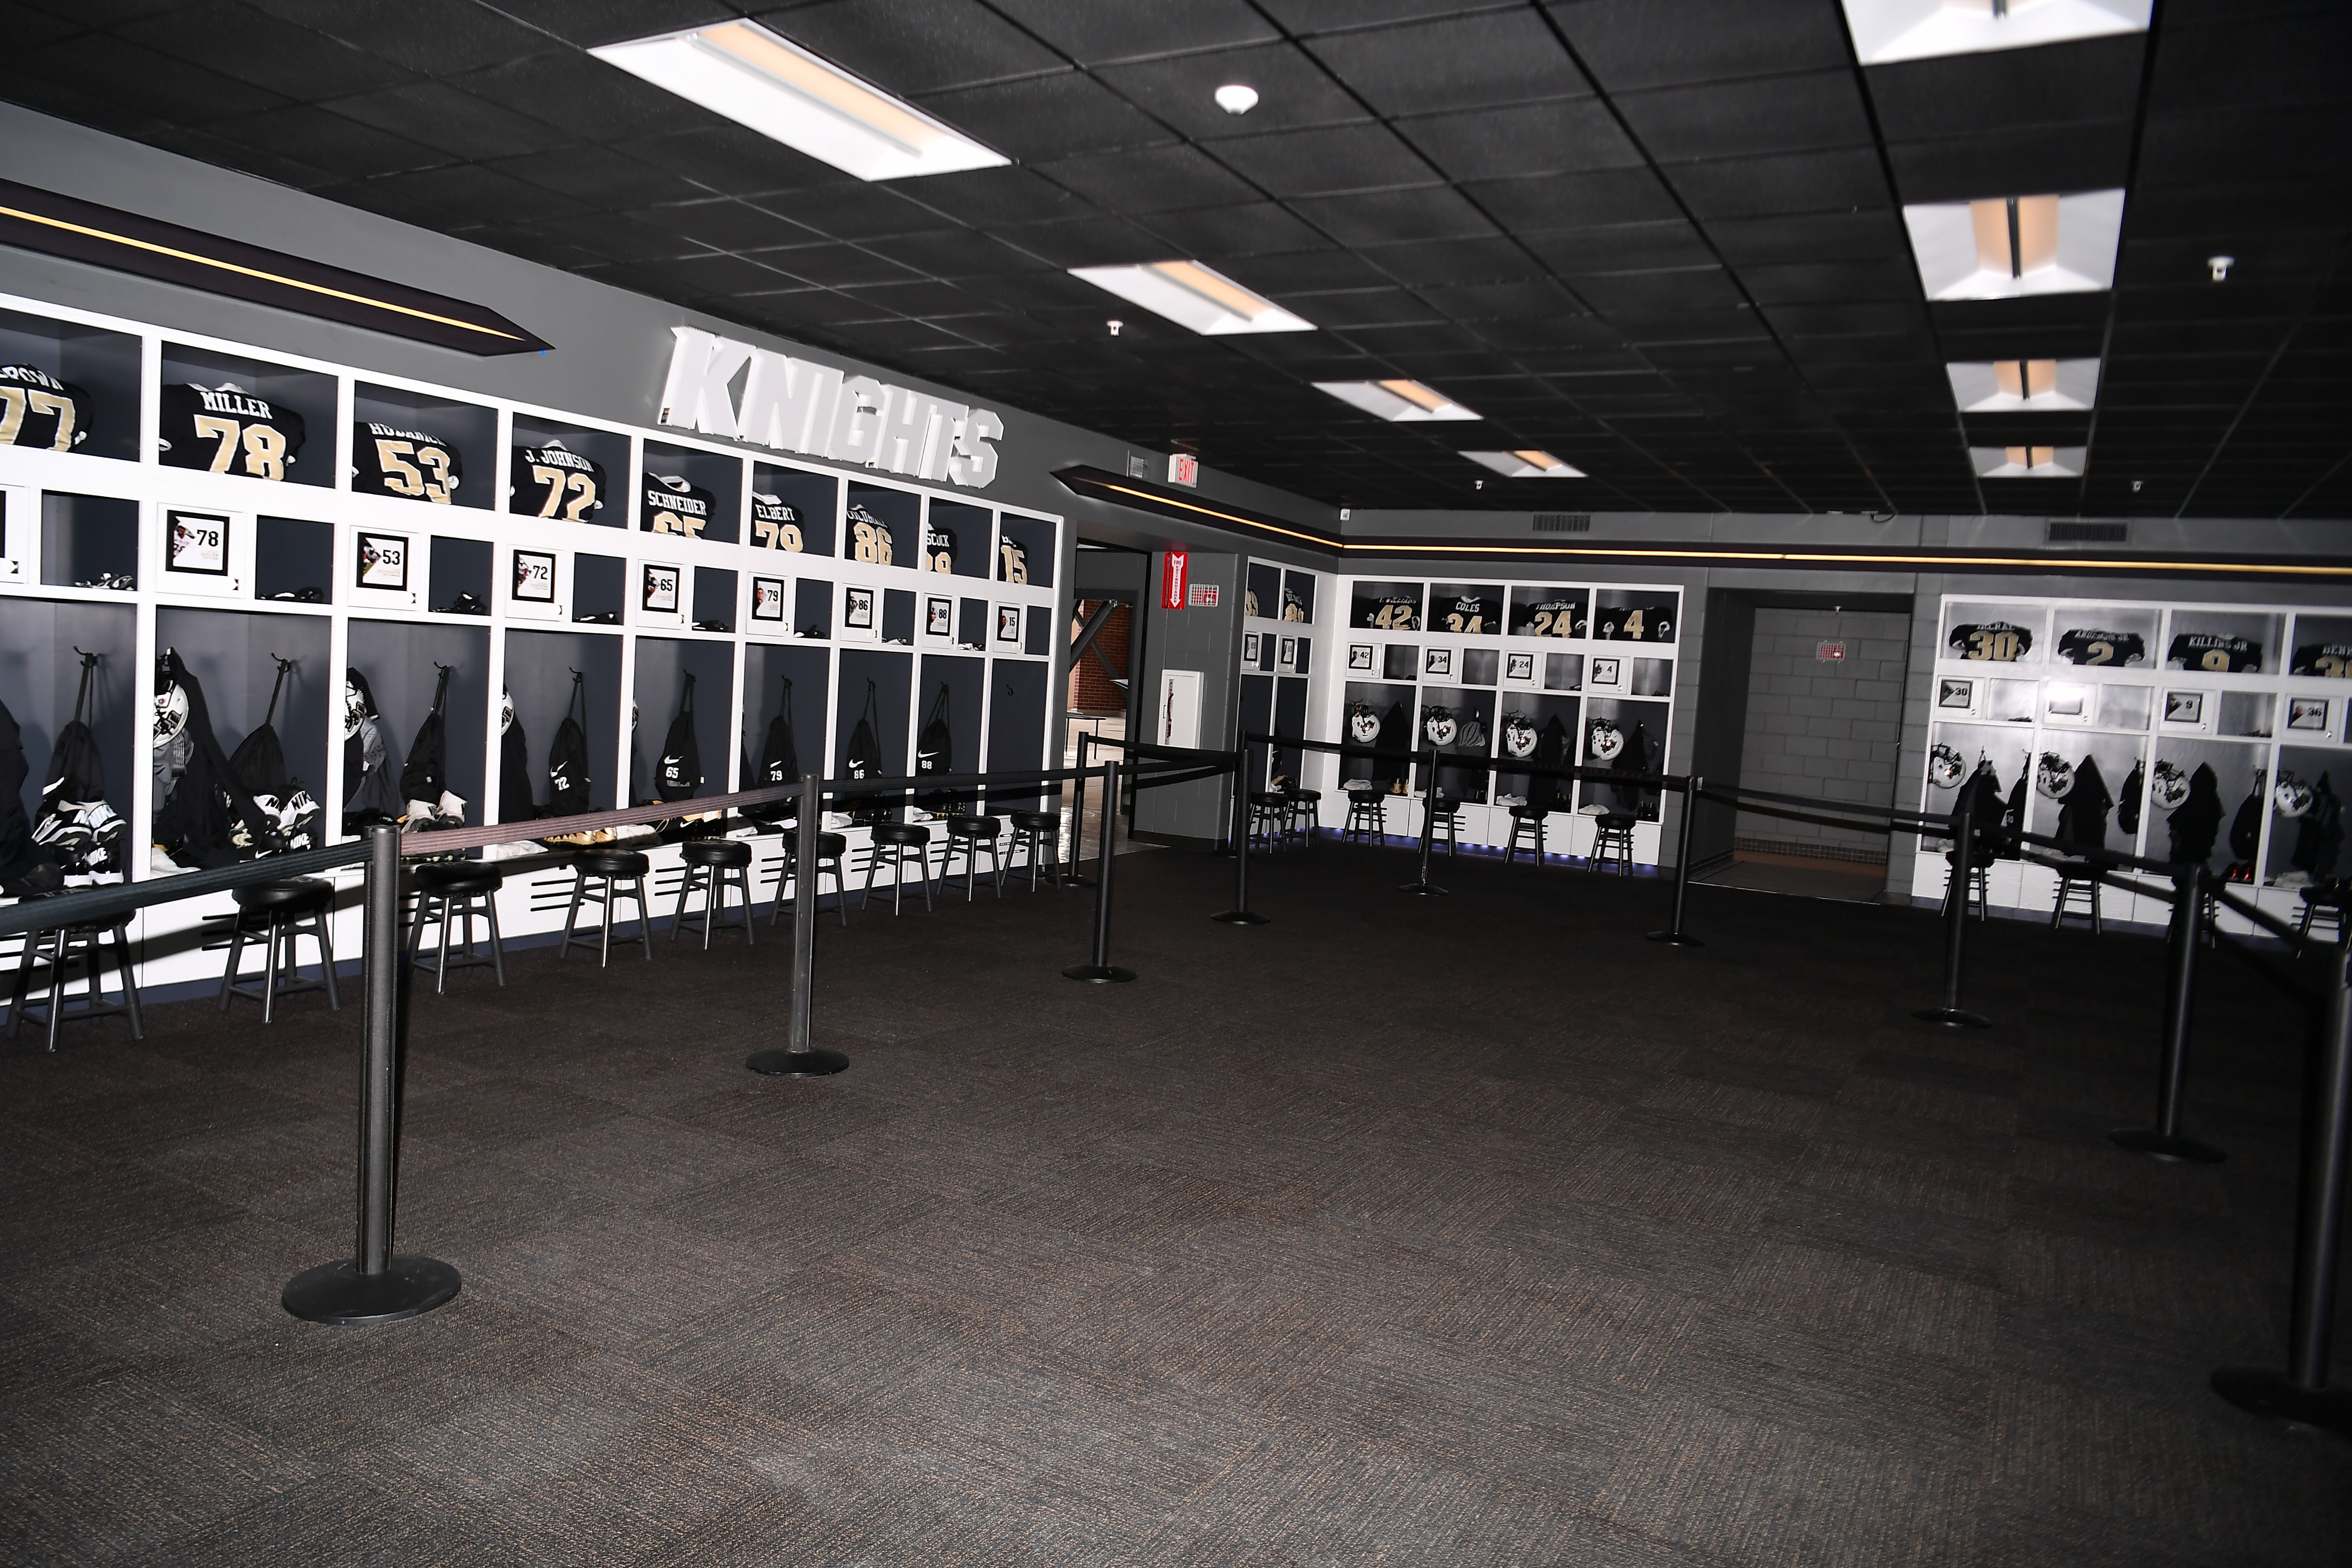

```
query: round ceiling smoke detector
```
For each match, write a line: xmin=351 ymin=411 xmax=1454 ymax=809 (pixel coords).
xmin=1214 ymin=83 xmax=1259 ymax=115
xmin=2208 ymin=255 xmax=2234 ymax=282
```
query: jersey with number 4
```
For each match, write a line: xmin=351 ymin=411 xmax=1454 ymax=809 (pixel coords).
xmin=2168 ymin=632 xmax=2261 ymax=673
xmin=1593 ymin=604 xmax=1673 ymax=642
xmin=353 ymin=422 xmax=462 ymax=504
xmin=751 ymin=493 xmax=803 ymax=551
xmin=159 ymin=383 xmax=304 ymax=479
xmin=510 ymin=443 xmax=605 ymax=522
xmin=1948 ymin=621 xmax=2033 ymax=662
xmin=0 ymin=364 xmax=91 ymax=452
xmin=2056 ymin=628 xmax=2147 ymax=667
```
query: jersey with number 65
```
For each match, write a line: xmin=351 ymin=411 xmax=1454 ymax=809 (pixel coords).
xmin=352 ymin=421 xmax=462 ymax=504
xmin=509 ymin=442 xmax=605 ymax=522
xmin=0 ymin=363 xmax=92 ymax=452
xmin=159 ymin=382 xmax=305 ymax=479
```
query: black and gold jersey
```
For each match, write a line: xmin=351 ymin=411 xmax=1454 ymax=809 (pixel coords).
xmin=1434 ymin=589 xmax=1502 ymax=635
xmin=158 ymin=382 xmax=305 ymax=479
xmin=846 ymin=504 xmax=894 ymax=565
xmin=1594 ymin=604 xmax=1674 ymax=642
xmin=2056 ymin=627 xmax=2148 ymax=667
xmin=1508 ymin=593 xmax=1586 ymax=639
xmin=923 ymin=523 xmax=956 ymax=574
xmin=642 ymin=473 xmax=715 ymax=537
xmin=1360 ymin=594 xmax=1420 ymax=630
xmin=998 ymin=536 xmax=1029 ymax=583
xmin=0 ymin=363 xmax=91 ymax=452
xmin=352 ymin=421 xmax=461 ymax=504
xmin=1281 ymin=585 xmax=1308 ymax=622
xmin=751 ymin=492 xmax=803 ymax=551
xmin=1947 ymin=621 xmax=2033 ymax=662
xmin=509 ymin=442 xmax=605 ymax=522
xmin=2168 ymin=632 xmax=2262 ymax=673
xmin=2292 ymin=642 xmax=2352 ymax=679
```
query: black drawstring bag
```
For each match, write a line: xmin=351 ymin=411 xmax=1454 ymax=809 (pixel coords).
xmin=2168 ymin=763 xmax=2223 ymax=865
xmin=2118 ymin=760 xmax=2144 ymax=838
xmin=2057 ymin=755 xmax=2114 ymax=853
xmin=751 ymin=676 xmax=800 ymax=822
xmin=916 ymin=683 xmax=953 ymax=813
xmin=547 ymin=671 xmax=591 ymax=818
xmin=35 ymin=653 xmax=124 ymax=878
xmin=1613 ymin=721 xmax=1654 ymax=818
xmin=0 ymin=695 xmax=57 ymax=894
xmin=500 ymin=688 xmax=534 ymax=823
xmin=157 ymin=649 xmax=279 ymax=867
xmin=227 ymin=660 xmax=289 ymax=802
xmin=657 ymin=672 xmax=702 ymax=802
xmin=843 ymin=679 xmax=890 ymax=823
xmin=2295 ymin=773 xmax=2342 ymax=880
xmin=2228 ymin=779 xmax=2264 ymax=864
xmin=401 ymin=663 xmax=453 ymax=821
xmin=1530 ymin=713 xmax=1570 ymax=810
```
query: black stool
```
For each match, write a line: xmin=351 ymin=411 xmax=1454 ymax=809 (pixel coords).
xmin=219 ymin=878 xmax=340 ymax=1022
xmin=1248 ymin=790 xmax=1289 ymax=851
xmin=407 ymin=862 xmax=506 ymax=991
xmin=1007 ymin=809 xmax=1063 ymax=889
xmin=1342 ymin=789 xmax=1388 ymax=844
xmin=1503 ymin=804 xmax=1548 ymax=865
xmin=938 ymin=814 xmax=1006 ymax=901
xmin=562 ymin=850 xmax=654 ymax=965
xmin=1425 ymin=792 xmax=1462 ymax=856
xmin=674 ymin=838 xmax=756 ymax=948
xmin=769 ymin=830 xmax=850 ymax=929
xmin=10 ymin=912 xmax=142 ymax=1050
xmin=1941 ymin=851 xmax=1990 ymax=921
xmin=1285 ymin=788 xmax=1322 ymax=844
xmin=2052 ymin=860 xmax=2103 ymax=934
xmin=1591 ymin=812 xmax=1636 ymax=875
xmin=864 ymin=822 xmax=933 ymax=914
xmin=2296 ymin=885 xmax=2349 ymax=945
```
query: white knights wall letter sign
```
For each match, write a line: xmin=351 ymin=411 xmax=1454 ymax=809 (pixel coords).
xmin=658 ymin=327 xmax=1003 ymax=489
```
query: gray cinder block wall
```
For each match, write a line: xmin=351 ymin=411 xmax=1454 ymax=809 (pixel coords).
xmin=1736 ymin=608 xmax=1911 ymax=860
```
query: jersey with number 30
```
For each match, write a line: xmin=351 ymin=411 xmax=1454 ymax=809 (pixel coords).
xmin=509 ymin=442 xmax=605 ymax=522
xmin=353 ymin=421 xmax=462 ymax=504
xmin=0 ymin=363 xmax=91 ymax=452
xmin=1948 ymin=621 xmax=2033 ymax=662
xmin=159 ymin=383 xmax=305 ymax=479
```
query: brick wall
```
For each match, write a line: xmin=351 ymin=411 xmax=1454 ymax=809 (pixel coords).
xmin=1069 ymin=600 xmax=1130 ymax=715
xmin=1736 ymin=608 xmax=1910 ymax=859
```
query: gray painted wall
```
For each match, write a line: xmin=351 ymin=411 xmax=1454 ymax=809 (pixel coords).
xmin=1736 ymin=609 xmax=1909 ymax=859
xmin=1133 ymin=550 xmax=1240 ymax=847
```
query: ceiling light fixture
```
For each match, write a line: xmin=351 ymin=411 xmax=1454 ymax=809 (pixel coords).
xmin=2208 ymin=255 xmax=2234 ymax=282
xmin=590 ymin=20 xmax=1008 ymax=182
xmin=1972 ymin=446 xmax=2085 ymax=478
xmin=1841 ymin=0 xmax=2149 ymax=63
xmin=1946 ymin=357 xmax=2101 ymax=412
xmin=1462 ymin=450 xmax=1585 ymax=479
xmin=1313 ymin=379 xmax=1480 ymax=422
xmin=1107 ymin=319 xmax=1122 ymax=336
xmin=1904 ymin=190 xmax=2123 ymax=300
xmin=1214 ymin=83 xmax=1259 ymax=115
xmin=1067 ymin=260 xmax=1313 ymax=336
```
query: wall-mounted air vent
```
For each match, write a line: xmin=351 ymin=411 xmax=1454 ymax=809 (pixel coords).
xmin=1533 ymin=513 xmax=1592 ymax=533
xmin=2047 ymin=520 xmax=2128 ymax=544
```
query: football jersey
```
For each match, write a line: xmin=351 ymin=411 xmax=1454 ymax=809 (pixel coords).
xmin=1593 ymin=604 xmax=1674 ymax=642
xmin=1361 ymin=594 xmax=1420 ymax=631
xmin=2056 ymin=627 xmax=2147 ymax=667
xmin=1282 ymin=586 xmax=1308 ymax=623
xmin=1435 ymin=590 xmax=1500 ymax=635
xmin=1947 ymin=621 xmax=2033 ymax=662
xmin=998 ymin=537 xmax=1029 ymax=583
xmin=642 ymin=473 xmax=714 ymax=537
xmin=0 ymin=363 xmax=91 ymax=452
xmin=1509 ymin=593 xmax=1585 ymax=639
xmin=923 ymin=523 xmax=956 ymax=574
xmin=2167 ymin=632 xmax=2261 ymax=673
xmin=751 ymin=492 xmax=803 ymax=551
xmin=510 ymin=442 xmax=605 ymax=522
xmin=353 ymin=421 xmax=462 ymax=504
xmin=2291 ymin=642 xmax=2352 ymax=679
xmin=158 ymin=382 xmax=305 ymax=480
xmin=846 ymin=504 xmax=894 ymax=565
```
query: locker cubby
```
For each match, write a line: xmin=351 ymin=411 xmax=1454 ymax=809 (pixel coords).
xmin=510 ymin=416 xmax=626 ymax=527
xmin=986 ymin=657 xmax=1050 ymax=812
xmin=642 ymin=439 xmax=741 ymax=545
xmin=346 ymin=619 xmax=490 ymax=826
xmin=157 ymin=343 xmax=336 ymax=487
xmin=0 ymin=599 xmax=137 ymax=843
xmin=430 ymin=535 xmax=493 ymax=615
xmin=996 ymin=513 xmax=1055 ymax=589
xmin=845 ymin=481 xmax=917 ymax=569
xmin=632 ymin=636 xmax=736 ymax=803
xmin=503 ymin=629 xmax=622 ymax=815
xmin=573 ymin=552 xmax=624 ymax=623
xmin=352 ymin=383 xmax=495 ymax=510
xmin=883 ymin=587 xmax=916 ymax=644
xmin=795 ymin=577 xmax=832 ymax=639
xmin=693 ymin=567 xmax=735 ymax=632
xmin=154 ymin=604 xmax=333 ymax=838
xmin=254 ymin=515 xmax=333 ymax=603
xmin=41 ymin=493 xmax=137 ymax=589
xmin=742 ymin=643 xmax=831 ymax=789
xmin=926 ymin=499 xmax=992 ymax=581
xmin=0 ymin=306 xmax=141 ymax=462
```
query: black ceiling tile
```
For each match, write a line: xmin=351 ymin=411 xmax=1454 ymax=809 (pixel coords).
xmin=639 ymin=198 xmax=823 ymax=253
xmin=857 ymin=228 xmax=1045 ymax=278
xmin=1704 ymin=208 xmax=1912 ymax=266
xmin=486 ymin=146 xmax=701 ymax=209
xmin=759 ymin=0 xmax=1066 ymax=94
xmin=1736 ymin=257 xmax=1921 ymax=304
xmin=2112 ymin=319 xmax=2295 ymax=357
xmin=449 ymin=50 xmax=714 ymax=143
xmin=613 ymin=125 xmax=845 ymax=196
xmin=1569 ymin=268 xmax=1749 ymax=315
xmin=1668 ymin=149 xmax=1891 ymax=220
xmin=1093 ymin=43 xmax=1370 ymax=140
xmin=1460 ymin=167 xmax=1682 ymax=231
xmin=894 ymin=165 xmax=1085 ymax=227
xmin=983 ymin=0 xmax=1279 ymax=65
xmin=642 ymin=251 xmax=809 ymax=298
xmin=117 ymin=2 xmax=418 ymax=98
xmin=1885 ymin=123 xmax=2135 ymax=205
xmin=528 ymin=211 xmax=708 ymax=265
xmin=458 ymin=0 xmax=737 ymax=49
xmin=327 ymin=82 xmax=581 ymax=163
xmin=1290 ymin=188 xmax=1499 ymax=247
xmin=916 ymin=72 xmax=1171 ymax=161
xmin=833 ymin=279 xmax=982 ymax=317
xmin=970 ymin=268 xmax=1138 ymax=312
xmin=1618 ymin=71 xmax=1874 ymax=164
xmin=16 ymin=31 xmax=289 ymax=123
xmin=242 ymin=0 xmax=554 ymax=74
xmin=2149 ymin=10 xmax=2348 ymax=113
xmin=1415 ymin=279 xmax=1584 ymax=320
xmin=751 ymin=241 xmax=923 ymax=289
xmin=1327 ymin=319 xmax=1493 ymax=359
xmin=1208 ymin=123 xmax=1439 ymax=198
xmin=461 ymin=223 xmax=606 ymax=272
xmin=1305 ymin=10 xmax=1589 ymax=118
xmin=1261 ymin=288 xmax=1439 ymax=329
xmin=355 ymin=161 xmax=592 ymax=227
xmin=763 ymin=183 xmax=944 ymax=241
xmin=1761 ymin=301 xmax=1928 ymax=338
xmin=1220 ymin=248 xmax=1391 ymax=293
xmin=1395 ymin=99 xmax=1642 ymax=183
xmin=1865 ymin=35 xmax=2146 ymax=142
xmin=164 ymin=127 xmax=340 ymax=191
xmin=206 ymin=103 xmax=449 ymax=182
xmin=989 ymin=213 xmax=1168 ymax=268
xmin=1358 ymin=235 xmax=1546 ymax=286
xmin=1138 ymin=201 xmax=1330 ymax=257
xmin=2137 ymin=105 xmax=2352 ymax=193
xmin=1037 ymin=145 xmax=1260 ymax=214
xmin=2123 ymin=178 xmax=2351 ymax=238
xmin=1932 ymin=327 xmax=2106 ymax=361
xmin=1524 ymin=221 xmax=1714 ymax=274
xmin=1605 ymin=308 xmax=1772 ymax=345
xmin=1548 ymin=0 xmax=1854 ymax=91
xmin=1927 ymin=295 xmax=2112 ymax=335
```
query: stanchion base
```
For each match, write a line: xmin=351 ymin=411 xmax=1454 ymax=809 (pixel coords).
xmin=1210 ymin=910 xmax=1271 ymax=925
xmin=2211 ymin=1367 xmax=2352 ymax=1440
xmin=1645 ymin=930 xmax=1704 ymax=946
xmin=2109 ymin=1127 xmax=2228 ymax=1164
xmin=1063 ymin=963 xmax=1137 ymax=983
xmin=1913 ymin=1006 xmax=1993 ymax=1028
xmin=746 ymin=1046 xmax=850 ymax=1077
xmin=282 ymin=1255 xmax=460 ymax=1326
xmin=1398 ymin=882 xmax=1449 ymax=896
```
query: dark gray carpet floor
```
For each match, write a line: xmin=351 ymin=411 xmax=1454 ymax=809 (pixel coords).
xmin=2 ymin=841 xmax=2346 ymax=1565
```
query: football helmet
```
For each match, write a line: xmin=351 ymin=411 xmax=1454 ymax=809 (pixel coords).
xmin=1588 ymin=717 xmax=1625 ymax=763
xmin=153 ymin=680 xmax=189 ymax=745
xmin=1928 ymin=743 xmax=1966 ymax=789
xmin=2034 ymin=752 xmax=2075 ymax=800
xmin=1422 ymin=707 xmax=1457 ymax=747
xmin=2274 ymin=771 xmax=2315 ymax=819
xmin=2150 ymin=760 xmax=2191 ymax=809
xmin=1502 ymin=712 xmax=1538 ymax=760
xmin=1349 ymin=703 xmax=1380 ymax=744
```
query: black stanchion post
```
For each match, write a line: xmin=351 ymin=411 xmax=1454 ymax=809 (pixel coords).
xmin=1647 ymin=775 xmax=1705 ymax=947
xmin=283 ymin=823 xmax=461 ymax=1325
xmin=1066 ymin=760 xmax=1136 ymax=982
xmin=2112 ymin=865 xmax=2224 ymax=1162
xmin=1067 ymin=734 xmax=1099 ymax=888
xmin=2212 ymin=940 xmax=2352 ymax=1438
xmin=750 ymin=776 xmax=850 ymax=1076
xmin=1213 ymin=751 xmax=1269 ymax=925
xmin=1401 ymin=740 xmax=1448 ymax=896
xmin=1914 ymin=772 xmax=1992 ymax=1028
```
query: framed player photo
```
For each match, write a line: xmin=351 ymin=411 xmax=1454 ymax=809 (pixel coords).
xmin=751 ymin=576 xmax=786 ymax=623
xmin=511 ymin=549 xmax=556 ymax=604
xmin=355 ymin=532 xmax=408 ymax=592
xmin=1505 ymin=652 xmax=1536 ymax=683
xmin=2044 ymin=683 xmax=2087 ymax=719
xmin=996 ymin=605 xmax=1022 ymax=645
xmin=2289 ymin=697 xmax=2329 ymax=732
xmin=2163 ymin=691 xmax=2205 ymax=727
xmin=1589 ymin=655 xmax=1622 ymax=688
xmin=1348 ymin=643 xmax=1374 ymax=672
xmin=1937 ymin=678 xmax=1974 ymax=710
xmin=1423 ymin=647 xmax=1453 ymax=678
xmin=1278 ymin=637 xmax=1298 ymax=671
xmin=1244 ymin=632 xmax=1260 ymax=664
xmin=166 ymin=510 xmax=230 ymax=576
xmin=925 ymin=595 xmax=953 ymax=638
xmin=843 ymin=585 xmax=876 ymax=631
xmin=640 ymin=563 xmax=680 ymax=614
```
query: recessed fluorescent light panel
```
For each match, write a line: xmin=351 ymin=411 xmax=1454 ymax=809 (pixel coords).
xmin=1905 ymin=190 xmax=2123 ymax=300
xmin=1067 ymin=261 xmax=1313 ymax=336
xmin=1463 ymin=450 xmax=1584 ymax=479
xmin=1314 ymin=380 xmax=1480 ymax=422
xmin=1843 ymin=0 xmax=2150 ymax=64
xmin=590 ymin=21 xmax=1007 ymax=181
xmin=1972 ymin=445 xmax=2086 ymax=478
xmin=1948 ymin=358 xmax=2101 ymax=412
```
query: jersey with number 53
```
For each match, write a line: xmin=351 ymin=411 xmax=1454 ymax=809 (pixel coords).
xmin=509 ymin=442 xmax=605 ymax=522
xmin=352 ymin=421 xmax=462 ymax=504
xmin=159 ymin=383 xmax=305 ymax=479
xmin=0 ymin=363 xmax=91 ymax=452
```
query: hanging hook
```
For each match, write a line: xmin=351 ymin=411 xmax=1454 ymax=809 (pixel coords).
xmin=435 ymin=661 xmax=455 ymax=676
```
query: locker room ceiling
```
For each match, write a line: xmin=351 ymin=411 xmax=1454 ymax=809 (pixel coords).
xmin=3 ymin=1 xmax=2345 ymax=522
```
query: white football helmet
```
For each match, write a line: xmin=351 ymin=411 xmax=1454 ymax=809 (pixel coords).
xmin=1588 ymin=718 xmax=1625 ymax=762
xmin=1928 ymin=743 xmax=1966 ymax=789
xmin=2274 ymin=771 xmax=2315 ymax=819
xmin=1423 ymin=708 xmax=1457 ymax=747
xmin=1349 ymin=704 xmax=1380 ymax=744
xmin=1502 ymin=712 xmax=1538 ymax=760
xmin=2035 ymin=752 xmax=2075 ymax=800
xmin=2150 ymin=760 xmax=2191 ymax=809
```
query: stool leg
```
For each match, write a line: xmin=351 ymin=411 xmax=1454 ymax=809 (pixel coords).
xmin=965 ymin=840 xmax=979 ymax=902
xmin=599 ymin=879 xmax=615 ymax=967
xmin=44 ymin=930 xmax=69 ymax=1052
xmin=987 ymin=835 xmax=1003 ymax=899
xmin=219 ymin=921 xmax=247 ymax=1012
xmin=407 ymin=892 xmax=431 ymax=968
xmin=733 ymin=868 xmax=754 ymax=946
xmin=434 ymin=896 xmax=456 ymax=994
xmin=8 ymin=933 xmax=37 ymax=1039
xmin=862 ymin=847 xmax=881 ymax=910
xmin=2091 ymin=885 xmax=2103 ymax=937
xmin=703 ymin=868 xmax=719 ymax=951
xmin=892 ymin=846 xmax=906 ymax=916
xmin=2050 ymin=887 xmax=2065 ymax=930
xmin=919 ymin=845 xmax=933 ymax=912
xmin=317 ymin=910 xmax=340 ymax=1012
xmin=829 ymin=859 xmax=849 ymax=927
xmin=561 ymin=875 xmax=588 ymax=961
xmin=671 ymin=866 xmax=697 ymax=944
xmin=112 ymin=926 xmax=143 ymax=1041
xmin=634 ymin=879 xmax=654 ymax=960
xmin=484 ymin=896 xmax=507 ymax=987
xmin=261 ymin=919 xmax=283 ymax=1024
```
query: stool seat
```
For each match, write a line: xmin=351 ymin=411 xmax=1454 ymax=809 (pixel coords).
xmin=1509 ymin=803 xmax=1547 ymax=819
xmin=946 ymin=814 xmax=1001 ymax=838
xmin=221 ymin=878 xmax=340 ymax=1020
xmin=1009 ymin=810 xmax=1059 ymax=831
xmin=1248 ymin=790 xmax=1288 ymax=806
xmin=680 ymin=838 xmax=752 ymax=869
xmin=577 ymin=850 xmax=651 ymax=878
xmin=414 ymin=863 xmax=502 ymax=898
xmin=873 ymin=822 xmax=931 ymax=847
xmin=1597 ymin=810 xmax=1636 ymax=829
xmin=788 ymin=831 xmax=850 ymax=861
xmin=61 ymin=911 xmax=136 ymax=935
xmin=864 ymin=821 xmax=934 ymax=913
xmin=234 ymin=877 xmax=333 ymax=914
